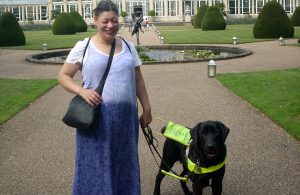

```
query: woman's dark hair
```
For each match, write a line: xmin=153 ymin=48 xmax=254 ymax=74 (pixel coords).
xmin=93 ymin=0 xmax=119 ymax=17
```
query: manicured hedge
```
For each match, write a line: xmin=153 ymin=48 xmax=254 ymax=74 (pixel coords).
xmin=0 ymin=12 xmax=25 ymax=46
xmin=52 ymin=12 xmax=76 ymax=35
xmin=291 ymin=6 xmax=300 ymax=26
xmin=201 ymin=6 xmax=226 ymax=31
xmin=68 ymin=11 xmax=87 ymax=32
xmin=253 ymin=1 xmax=294 ymax=38
xmin=194 ymin=5 xmax=209 ymax=29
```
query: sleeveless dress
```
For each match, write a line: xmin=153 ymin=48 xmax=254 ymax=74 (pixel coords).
xmin=65 ymin=38 xmax=142 ymax=195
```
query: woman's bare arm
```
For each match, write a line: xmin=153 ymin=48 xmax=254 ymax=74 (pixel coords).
xmin=136 ymin=66 xmax=152 ymax=128
xmin=58 ymin=62 xmax=101 ymax=106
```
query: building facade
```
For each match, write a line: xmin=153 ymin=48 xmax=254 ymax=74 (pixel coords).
xmin=0 ymin=0 xmax=299 ymax=23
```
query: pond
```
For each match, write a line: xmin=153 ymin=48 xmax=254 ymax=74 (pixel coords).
xmin=26 ymin=45 xmax=252 ymax=65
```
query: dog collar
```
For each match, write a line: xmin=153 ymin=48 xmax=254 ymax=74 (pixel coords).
xmin=187 ymin=156 xmax=226 ymax=174
xmin=163 ymin=121 xmax=191 ymax=146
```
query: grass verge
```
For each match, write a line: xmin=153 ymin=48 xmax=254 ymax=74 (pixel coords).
xmin=4 ymin=28 xmax=96 ymax=50
xmin=216 ymin=68 xmax=300 ymax=140
xmin=158 ymin=25 xmax=300 ymax=44
xmin=0 ymin=78 xmax=58 ymax=125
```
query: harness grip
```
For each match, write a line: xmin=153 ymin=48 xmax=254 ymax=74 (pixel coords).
xmin=161 ymin=170 xmax=188 ymax=182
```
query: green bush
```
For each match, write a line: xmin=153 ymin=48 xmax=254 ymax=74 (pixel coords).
xmin=201 ymin=6 xmax=226 ymax=31
xmin=194 ymin=5 xmax=208 ymax=29
xmin=68 ymin=11 xmax=87 ymax=32
xmin=148 ymin=10 xmax=155 ymax=17
xmin=253 ymin=1 xmax=294 ymax=38
xmin=52 ymin=12 xmax=76 ymax=35
xmin=0 ymin=12 xmax=25 ymax=46
xmin=291 ymin=6 xmax=300 ymax=26
xmin=120 ymin=11 xmax=128 ymax=18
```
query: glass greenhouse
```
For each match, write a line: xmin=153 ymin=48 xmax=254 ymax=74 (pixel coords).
xmin=0 ymin=0 xmax=299 ymax=23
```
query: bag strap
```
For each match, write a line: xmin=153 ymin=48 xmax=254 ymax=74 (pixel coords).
xmin=120 ymin=37 xmax=132 ymax=53
xmin=95 ymin=38 xmax=116 ymax=95
xmin=81 ymin=37 xmax=91 ymax=69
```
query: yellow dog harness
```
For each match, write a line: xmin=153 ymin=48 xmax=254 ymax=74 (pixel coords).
xmin=162 ymin=121 xmax=226 ymax=180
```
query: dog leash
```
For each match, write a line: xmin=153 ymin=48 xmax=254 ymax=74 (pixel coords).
xmin=141 ymin=125 xmax=189 ymax=181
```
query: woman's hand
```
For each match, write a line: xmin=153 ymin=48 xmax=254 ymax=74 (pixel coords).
xmin=79 ymin=88 xmax=102 ymax=106
xmin=140 ymin=109 xmax=152 ymax=129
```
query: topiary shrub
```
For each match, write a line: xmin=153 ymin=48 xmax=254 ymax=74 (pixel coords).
xmin=194 ymin=5 xmax=209 ymax=29
xmin=253 ymin=1 xmax=294 ymax=38
xmin=291 ymin=6 xmax=300 ymax=26
xmin=0 ymin=12 xmax=25 ymax=46
xmin=201 ymin=5 xmax=226 ymax=31
xmin=68 ymin=11 xmax=88 ymax=32
xmin=52 ymin=12 xmax=76 ymax=35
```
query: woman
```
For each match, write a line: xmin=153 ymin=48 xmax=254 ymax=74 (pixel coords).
xmin=58 ymin=0 xmax=152 ymax=194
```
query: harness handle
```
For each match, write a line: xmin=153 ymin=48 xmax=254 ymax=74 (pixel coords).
xmin=141 ymin=125 xmax=189 ymax=181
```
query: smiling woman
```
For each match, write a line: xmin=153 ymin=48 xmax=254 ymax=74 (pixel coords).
xmin=57 ymin=1 xmax=152 ymax=194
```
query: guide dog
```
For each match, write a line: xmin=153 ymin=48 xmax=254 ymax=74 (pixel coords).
xmin=153 ymin=121 xmax=230 ymax=195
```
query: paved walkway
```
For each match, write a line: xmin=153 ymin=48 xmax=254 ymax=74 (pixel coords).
xmin=0 ymin=26 xmax=299 ymax=195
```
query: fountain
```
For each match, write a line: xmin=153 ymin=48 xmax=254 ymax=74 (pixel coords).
xmin=26 ymin=45 xmax=252 ymax=65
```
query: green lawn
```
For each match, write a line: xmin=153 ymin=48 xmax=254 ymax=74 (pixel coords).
xmin=216 ymin=68 xmax=300 ymax=140
xmin=0 ymin=78 xmax=58 ymax=124
xmin=6 ymin=28 xmax=96 ymax=50
xmin=158 ymin=25 xmax=300 ymax=44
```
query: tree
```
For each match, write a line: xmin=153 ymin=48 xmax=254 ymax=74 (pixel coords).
xmin=0 ymin=12 xmax=25 ymax=46
xmin=253 ymin=1 xmax=294 ymax=38
xmin=201 ymin=5 xmax=226 ymax=31
xmin=68 ymin=11 xmax=88 ymax=32
xmin=193 ymin=5 xmax=209 ymax=29
xmin=291 ymin=6 xmax=300 ymax=26
xmin=52 ymin=13 xmax=76 ymax=35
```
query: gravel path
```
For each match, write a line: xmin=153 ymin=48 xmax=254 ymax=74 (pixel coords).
xmin=0 ymin=27 xmax=299 ymax=195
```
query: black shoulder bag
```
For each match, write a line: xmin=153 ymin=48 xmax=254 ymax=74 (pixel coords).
xmin=62 ymin=38 xmax=116 ymax=130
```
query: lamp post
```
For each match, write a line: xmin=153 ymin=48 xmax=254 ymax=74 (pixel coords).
xmin=208 ymin=59 xmax=216 ymax=78
xmin=42 ymin=43 xmax=48 ymax=51
xmin=279 ymin=36 xmax=285 ymax=46
xmin=232 ymin=37 xmax=237 ymax=45
xmin=160 ymin=37 xmax=164 ymax=44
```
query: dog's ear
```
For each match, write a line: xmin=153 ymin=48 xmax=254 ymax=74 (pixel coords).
xmin=216 ymin=121 xmax=230 ymax=143
xmin=190 ymin=122 xmax=203 ymax=143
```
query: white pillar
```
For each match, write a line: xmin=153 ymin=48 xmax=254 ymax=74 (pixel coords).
xmin=194 ymin=0 xmax=198 ymax=14
xmin=122 ymin=0 xmax=126 ymax=12
xmin=78 ymin=0 xmax=82 ymax=15
xmin=35 ymin=6 xmax=39 ymax=20
xmin=179 ymin=0 xmax=183 ymax=19
xmin=64 ymin=0 xmax=67 ymax=12
xmin=149 ymin=0 xmax=154 ymax=11
xmin=238 ymin=0 xmax=240 ymax=14
xmin=164 ymin=0 xmax=168 ymax=16
xmin=93 ymin=0 xmax=97 ymax=9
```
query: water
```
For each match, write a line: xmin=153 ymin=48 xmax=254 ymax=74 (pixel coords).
xmin=28 ymin=47 xmax=252 ymax=65
xmin=39 ymin=49 xmax=231 ymax=64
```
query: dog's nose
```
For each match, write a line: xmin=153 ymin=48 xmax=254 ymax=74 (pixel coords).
xmin=207 ymin=144 xmax=216 ymax=150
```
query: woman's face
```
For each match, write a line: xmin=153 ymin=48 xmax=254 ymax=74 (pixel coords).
xmin=94 ymin=11 xmax=119 ymax=41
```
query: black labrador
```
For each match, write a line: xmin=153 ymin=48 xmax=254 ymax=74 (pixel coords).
xmin=153 ymin=121 xmax=230 ymax=195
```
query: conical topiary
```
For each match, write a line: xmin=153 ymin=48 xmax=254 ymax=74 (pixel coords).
xmin=291 ymin=6 xmax=300 ymax=26
xmin=253 ymin=1 xmax=294 ymax=38
xmin=68 ymin=11 xmax=88 ymax=32
xmin=194 ymin=5 xmax=209 ymax=29
xmin=0 ymin=12 xmax=25 ymax=46
xmin=52 ymin=12 xmax=77 ymax=35
xmin=201 ymin=5 xmax=226 ymax=31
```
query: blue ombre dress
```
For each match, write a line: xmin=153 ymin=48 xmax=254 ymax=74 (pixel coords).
xmin=65 ymin=38 xmax=142 ymax=195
